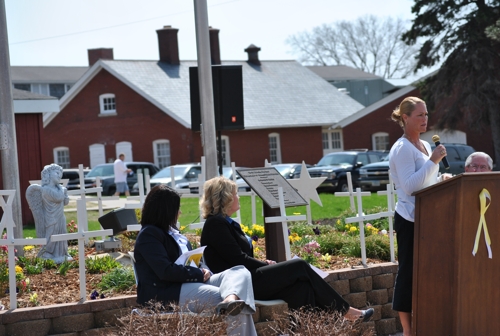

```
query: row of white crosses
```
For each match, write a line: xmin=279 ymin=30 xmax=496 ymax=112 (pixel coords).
xmin=335 ymin=172 xmax=396 ymax=266
xmin=0 ymin=190 xmax=47 ymax=309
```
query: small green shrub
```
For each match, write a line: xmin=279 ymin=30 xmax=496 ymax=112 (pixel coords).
xmin=57 ymin=260 xmax=76 ymax=276
xmin=86 ymin=255 xmax=121 ymax=274
xmin=25 ymin=263 xmax=43 ymax=275
xmin=98 ymin=266 xmax=136 ymax=291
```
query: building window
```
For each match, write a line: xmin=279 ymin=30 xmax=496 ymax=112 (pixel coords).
xmin=53 ymin=147 xmax=70 ymax=168
xmin=99 ymin=93 xmax=116 ymax=115
xmin=220 ymin=135 xmax=230 ymax=167
xmin=268 ymin=133 xmax=282 ymax=164
xmin=31 ymin=84 xmax=49 ymax=96
xmin=13 ymin=83 xmax=30 ymax=91
xmin=322 ymin=129 xmax=343 ymax=154
xmin=49 ymin=84 xmax=66 ymax=99
xmin=372 ymin=132 xmax=390 ymax=151
xmin=153 ymin=140 xmax=171 ymax=169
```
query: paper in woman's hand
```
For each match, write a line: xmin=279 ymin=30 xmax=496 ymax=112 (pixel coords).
xmin=175 ymin=246 xmax=206 ymax=267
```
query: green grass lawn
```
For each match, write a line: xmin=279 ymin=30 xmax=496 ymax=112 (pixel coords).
xmin=22 ymin=192 xmax=392 ymax=237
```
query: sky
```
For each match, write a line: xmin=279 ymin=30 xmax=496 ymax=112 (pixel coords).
xmin=5 ymin=0 xmax=426 ymax=78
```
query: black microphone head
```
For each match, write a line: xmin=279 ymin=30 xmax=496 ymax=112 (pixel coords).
xmin=432 ymin=135 xmax=440 ymax=143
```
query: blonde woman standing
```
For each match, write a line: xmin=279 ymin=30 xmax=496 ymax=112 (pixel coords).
xmin=389 ymin=97 xmax=451 ymax=336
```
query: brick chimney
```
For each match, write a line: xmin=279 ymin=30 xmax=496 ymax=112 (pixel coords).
xmin=209 ymin=27 xmax=221 ymax=65
xmin=244 ymin=44 xmax=261 ymax=65
xmin=88 ymin=48 xmax=114 ymax=66
xmin=156 ymin=26 xmax=180 ymax=65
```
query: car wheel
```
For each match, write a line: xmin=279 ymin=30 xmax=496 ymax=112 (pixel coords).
xmin=107 ymin=186 xmax=116 ymax=196
xmin=337 ymin=179 xmax=348 ymax=192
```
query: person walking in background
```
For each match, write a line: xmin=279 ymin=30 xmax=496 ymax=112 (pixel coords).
xmin=200 ymin=176 xmax=374 ymax=323
xmin=134 ymin=184 xmax=257 ymax=336
xmin=464 ymin=152 xmax=493 ymax=172
xmin=389 ymin=96 xmax=452 ymax=336
xmin=113 ymin=153 xmax=132 ymax=196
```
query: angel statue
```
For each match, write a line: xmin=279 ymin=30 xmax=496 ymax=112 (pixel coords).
xmin=26 ymin=164 xmax=72 ymax=264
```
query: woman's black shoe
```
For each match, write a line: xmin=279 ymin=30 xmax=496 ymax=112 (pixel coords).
xmin=215 ymin=300 xmax=245 ymax=316
xmin=360 ymin=308 xmax=374 ymax=322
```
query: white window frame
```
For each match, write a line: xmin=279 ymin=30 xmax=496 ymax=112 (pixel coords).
xmin=53 ymin=147 xmax=70 ymax=168
xmin=31 ymin=84 xmax=49 ymax=96
xmin=268 ymin=133 xmax=282 ymax=164
xmin=153 ymin=139 xmax=171 ymax=169
xmin=322 ymin=129 xmax=344 ymax=155
xmin=99 ymin=93 xmax=116 ymax=115
xmin=372 ymin=132 xmax=390 ymax=151
xmin=220 ymin=135 xmax=231 ymax=167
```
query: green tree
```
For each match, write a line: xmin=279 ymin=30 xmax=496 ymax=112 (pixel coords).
xmin=403 ymin=0 xmax=500 ymax=161
xmin=287 ymin=15 xmax=419 ymax=78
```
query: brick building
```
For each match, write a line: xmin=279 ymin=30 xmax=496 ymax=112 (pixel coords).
xmin=42 ymin=26 xmax=364 ymax=169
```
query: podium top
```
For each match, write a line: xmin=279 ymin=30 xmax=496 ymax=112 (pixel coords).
xmin=237 ymin=167 xmax=307 ymax=208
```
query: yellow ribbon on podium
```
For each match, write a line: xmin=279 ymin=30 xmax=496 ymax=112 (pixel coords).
xmin=472 ymin=188 xmax=492 ymax=258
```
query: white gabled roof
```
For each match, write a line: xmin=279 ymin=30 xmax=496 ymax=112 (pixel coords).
xmin=46 ymin=59 xmax=365 ymax=129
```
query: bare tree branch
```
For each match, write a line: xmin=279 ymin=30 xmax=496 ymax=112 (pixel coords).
xmin=286 ymin=15 xmax=419 ymax=79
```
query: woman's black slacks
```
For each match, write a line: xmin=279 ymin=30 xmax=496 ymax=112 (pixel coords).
xmin=251 ymin=258 xmax=350 ymax=312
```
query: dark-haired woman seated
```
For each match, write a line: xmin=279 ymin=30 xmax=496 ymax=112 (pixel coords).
xmin=134 ymin=184 xmax=257 ymax=336
xmin=200 ymin=177 xmax=374 ymax=322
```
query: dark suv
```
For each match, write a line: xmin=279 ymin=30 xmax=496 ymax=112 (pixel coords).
xmin=307 ymin=150 xmax=386 ymax=192
xmin=84 ymin=162 xmax=160 ymax=196
xmin=359 ymin=143 xmax=475 ymax=191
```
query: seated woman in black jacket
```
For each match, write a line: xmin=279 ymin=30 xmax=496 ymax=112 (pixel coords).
xmin=200 ymin=177 xmax=374 ymax=322
xmin=134 ymin=184 xmax=257 ymax=336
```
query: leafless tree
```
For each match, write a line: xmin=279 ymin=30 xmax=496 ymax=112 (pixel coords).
xmin=286 ymin=15 xmax=419 ymax=79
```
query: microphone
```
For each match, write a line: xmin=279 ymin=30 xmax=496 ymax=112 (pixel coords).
xmin=432 ymin=135 xmax=450 ymax=170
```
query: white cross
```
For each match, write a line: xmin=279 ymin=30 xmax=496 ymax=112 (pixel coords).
xmin=334 ymin=172 xmax=371 ymax=212
xmin=344 ymin=187 xmax=394 ymax=267
xmin=51 ymin=198 xmax=112 ymax=302
xmin=376 ymin=172 xmax=396 ymax=262
xmin=0 ymin=190 xmax=47 ymax=309
xmin=264 ymin=187 xmax=306 ymax=261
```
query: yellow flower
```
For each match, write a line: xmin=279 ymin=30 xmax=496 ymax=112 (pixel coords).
xmin=289 ymin=232 xmax=301 ymax=243
xmin=293 ymin=212 xmax=301 ymax=215
xmin=337 ymin=219 xmax=341 ymax=225
xmin=254 ymin=247 xmax=260 ymax=252
xmin=15 ymin=265 xmax=23 ymax=274
xmin=349 ymin=226 xmax=358 ymax=233
xmin=321 ymin=253 xmax=332 ymax=262
xmin=24 ymin=245 xmax=35 ymax=251
xmin=179 ymin=226 xmax=186 ymax=232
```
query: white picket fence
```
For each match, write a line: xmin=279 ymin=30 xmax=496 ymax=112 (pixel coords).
xmin=0 ymin=162 xmax=397 ymax=309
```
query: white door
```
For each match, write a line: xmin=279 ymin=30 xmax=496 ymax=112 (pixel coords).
xmin=89 ymin=144 xmax=105 ymax=168
xmin=116 ymin=141 xmax=133 ymax=162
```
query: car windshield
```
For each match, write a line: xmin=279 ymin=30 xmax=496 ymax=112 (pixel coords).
xmin=87 ymin=165 xmax=114 ymax=177
xmin=153 ymin=166 xmax=189 ymax=179
xmin=317 ymin=154 xmax=355 ymax=166
xmin=273 ymin=165 xmax=293 ymax=176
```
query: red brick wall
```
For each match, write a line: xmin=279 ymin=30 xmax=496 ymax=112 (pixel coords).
xmin=43 ymin=69 xmax=324 ymax=169
xmin=0 ymin=113 xmax=44 ymax=225
xmin=343 ymin=88 xmax=420 ymax=151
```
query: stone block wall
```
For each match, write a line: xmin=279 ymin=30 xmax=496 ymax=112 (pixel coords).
xmin=0 ymin=262 xmax=401 ymax=336
xmin=326 ymin=262 xmax=402 ymax=335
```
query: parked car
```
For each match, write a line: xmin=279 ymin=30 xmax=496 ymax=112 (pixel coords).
xmin=307 ymin=150 xmax=386 ymax=192
xmin=272 ymin=163 xmax=312 ymax=179
xmin=62 ymin=168 xmax=92 ymax=190
xmin=359 ymin=157 xmax=390 ymax=191
xmin=133 ymin=163 xmax=202 ymax=193
xmin=223 ymin=167 xmax=250 ymax=191
xmin=85 ymin=162 xmax=160 ymax=196
xmin=359 ymin=143 xmax=476 ymax=191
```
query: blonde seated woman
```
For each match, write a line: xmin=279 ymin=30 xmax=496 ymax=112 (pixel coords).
xmin=199 ymin=176 xmax=374 ymax=322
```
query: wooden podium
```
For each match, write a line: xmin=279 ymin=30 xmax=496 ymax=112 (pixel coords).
xmin=412 ymin=172 xmax=500 ymax=335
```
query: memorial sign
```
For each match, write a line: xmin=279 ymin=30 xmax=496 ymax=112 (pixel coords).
xmin=237 ymin=167 xmax=308 ymax=208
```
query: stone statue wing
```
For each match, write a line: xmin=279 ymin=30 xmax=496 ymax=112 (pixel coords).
xmin=26 ymin=184 xmax=46 ymax=239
